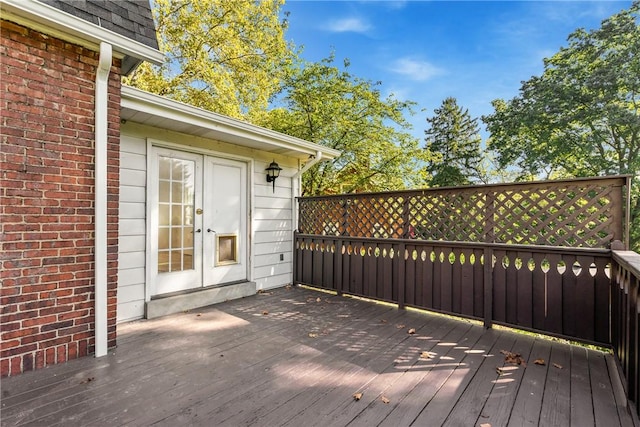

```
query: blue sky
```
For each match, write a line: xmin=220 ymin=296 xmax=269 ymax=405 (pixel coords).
xmin=281 ymin=0 xmax=632 ymax=140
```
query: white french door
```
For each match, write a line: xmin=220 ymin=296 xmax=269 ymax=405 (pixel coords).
xmin=149 ymin=147 xmax=247 ymax=296
xmin=202 ymin=156 xmax=247 ymax=285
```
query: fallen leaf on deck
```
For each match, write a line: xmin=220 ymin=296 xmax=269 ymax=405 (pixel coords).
xmin=420 ymin=351 xmax=435 ymax=359
xmin=353 ymin=392 xmax=363 ymax=401
xmin=553 ymin=363 xmax=563 ymax=369
xmin=316 ymin=297 xmax=322 ymax=302
xmin=380 ymin=319 xmax=388 ymax=323
xmin=381 ymin=396 xmax=390 ymax=404
xmin=262 ymin=310 xmax=269 ymax=315
xmin=407 ymin=328 xmax=416 ymax=335
xmin=501 ymin=350 xmax=526 ymax=365
xmin=480 ymin=423 xmax=492 ymax=427
xmin=396 ymin=324 xmax=405 ymax=329
xmin=196 ymin=313 xmax=202 ymax=317
xmin=308 ymin=332 xmax=318 ymax=338
xmin=496 ymin=367 xmax=505 ymax=375
xmin=534 ymin=359 xmax=545 ymax=365
xmin=80 ymin=377 xmax=95 ymax=384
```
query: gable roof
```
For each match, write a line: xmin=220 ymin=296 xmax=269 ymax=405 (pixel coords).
xmin=121 ymin=85 xmax=341 ymax=161
xmin=0 ymin=0 xmax=163 ymax=74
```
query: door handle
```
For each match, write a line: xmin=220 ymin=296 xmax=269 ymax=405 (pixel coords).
xmin=207 ymin=228 xmax=216 ymax=233
xmin=194 ymin=229 xmax=202 ymax=233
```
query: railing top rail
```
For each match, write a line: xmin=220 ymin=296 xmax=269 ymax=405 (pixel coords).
xmin=612 ymin=250 xmax=640 ymax=277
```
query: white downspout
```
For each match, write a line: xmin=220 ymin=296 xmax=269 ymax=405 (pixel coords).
xmin=292 ymin=151 xmax=323 ymax=181
xmin=94 ymin=42 xmax=111 ymax=358
xmin=291 ymin=151 xmax=323 ymax=233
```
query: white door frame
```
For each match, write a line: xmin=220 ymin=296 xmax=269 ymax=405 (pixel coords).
xmin=145 ymin=139 xmax=254 ymax=302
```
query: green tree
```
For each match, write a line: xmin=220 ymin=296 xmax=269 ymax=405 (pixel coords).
xmin=258 ymin=56 xmax=428 ymax=195
xmin=483 ymin=1 xmax=640 ymax=248
xmin=424 ymin=97 xmax=486 ymax=187
xmin=125 ymin=0 xmax=294 ymax=119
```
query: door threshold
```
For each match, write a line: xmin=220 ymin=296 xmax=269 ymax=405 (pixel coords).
xmin=150 ymin=280 xmax=248 ymax=300
xmin=145 ymin=281 xmax=256 ymax=319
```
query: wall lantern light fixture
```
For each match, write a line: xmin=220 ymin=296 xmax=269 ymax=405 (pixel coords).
xmin=265 ymin=160 xmax=282 ymax=193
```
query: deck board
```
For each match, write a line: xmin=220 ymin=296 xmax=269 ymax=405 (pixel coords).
xmin=458 ymin=334 xmax=535 ymax=427
xmin=1 ymin=286 xmax=636 ymax=427
xmin=429 ymin=329 xmax=516 ymax=427
xmin=569 ymin=346 xmax=595 ymax=427
xmin=539 ymin=342 xmax=571 ymax=426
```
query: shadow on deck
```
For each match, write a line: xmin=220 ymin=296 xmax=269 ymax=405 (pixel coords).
xmin=0 ymin=286 xmax=635 ymax=426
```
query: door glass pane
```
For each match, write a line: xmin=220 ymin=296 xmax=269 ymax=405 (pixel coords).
xmin=159 ymin=157 xmax=171 ymax=180
xmin=157 ymin=156 xmax=195 ymax=273
xmin=183 ymin=249 xmax=194 ymax=270
xmin=158 ymin=252 xmax=170 ymax=273
xmin=183 ymin=227 xmax=193 ymax=248
xmin=171 ymin=204 xmax=183 ymax=225
xmin=159 ymin=204 xmax=170 ymax=226
xmin=170 ymin=227 xmax=182 ymax=248
xmin=159 ymin=181 xmax=170 ymax=203
xmin=158 ymin=228 xmax=169 ymax=250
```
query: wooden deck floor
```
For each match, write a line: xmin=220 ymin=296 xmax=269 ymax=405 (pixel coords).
xmin=1 ymin=286 xmax=636 ymax=427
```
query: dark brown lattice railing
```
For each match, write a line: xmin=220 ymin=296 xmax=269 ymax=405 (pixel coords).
xmin=294 ymin=175 xmax=634 ymax=417
xmin=298 ymin=176 xmax=629 ymax=249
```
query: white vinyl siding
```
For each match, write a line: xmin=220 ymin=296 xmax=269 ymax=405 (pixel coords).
xmin=117 ymin=135 xmax=147 ymax=322
xmin=252 ymin=160 xmax=294 ymax=290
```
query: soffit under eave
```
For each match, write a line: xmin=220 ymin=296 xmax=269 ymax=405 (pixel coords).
xmin=120 ymin=106 xmax=338 ymax=161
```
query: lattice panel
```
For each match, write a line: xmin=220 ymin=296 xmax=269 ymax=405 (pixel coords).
xmin=490 ymin=183 xmax=618 ymax=247
xmin=297 ymin=177 xmax=626 ymax=248
xmin=344 ymin=196 xmax=406 ymax=238
xmin=298 ymin=197 xmax=345 ymax=236
xmin=407 ymin=190 xmax=487 ymax=242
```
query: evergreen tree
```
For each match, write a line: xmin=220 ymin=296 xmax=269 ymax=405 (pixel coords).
xmin=424 ymin=97 xmax=485 ymax=187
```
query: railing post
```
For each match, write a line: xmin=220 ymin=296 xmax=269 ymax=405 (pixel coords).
xmin=293 ymin=231 xmax=298 ymax=285
xmin=483 ymin=246 xmax=493 ymax=329
xmin=335 ymin=239 xmax=343 ymax=296
xmin=402 ymin=197 xmax=411 ymax=239
xmin=398 ymin=242 xmax=406 ymax=309
xmin=624 ymin=175 xmax=631 ymax=250
xmin=482 ymin=189 xmax=495 ymax=329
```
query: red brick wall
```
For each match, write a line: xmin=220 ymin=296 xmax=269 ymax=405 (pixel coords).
xmin=0 ymin=20 xmax=121 ymax=377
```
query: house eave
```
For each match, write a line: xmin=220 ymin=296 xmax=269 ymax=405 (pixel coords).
xmin=0 ymin=0 xmax=164 ymax=73
xmin=121 ymin=86 xmax=341 ymax=161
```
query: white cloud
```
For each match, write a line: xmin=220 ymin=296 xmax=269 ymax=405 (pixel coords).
xmin=325 ymin=17 xmax=372 ymax=33
xmin=389 ymin=57 xmax=444 ymax=82
xmin=536 ymin=1 xmax=623 ymax=24
xmin=385 ymin=1 xmax=408 ymax=11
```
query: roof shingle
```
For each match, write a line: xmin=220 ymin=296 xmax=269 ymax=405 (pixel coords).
xmin=39 ymin=0 xmax=159 ymax=50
